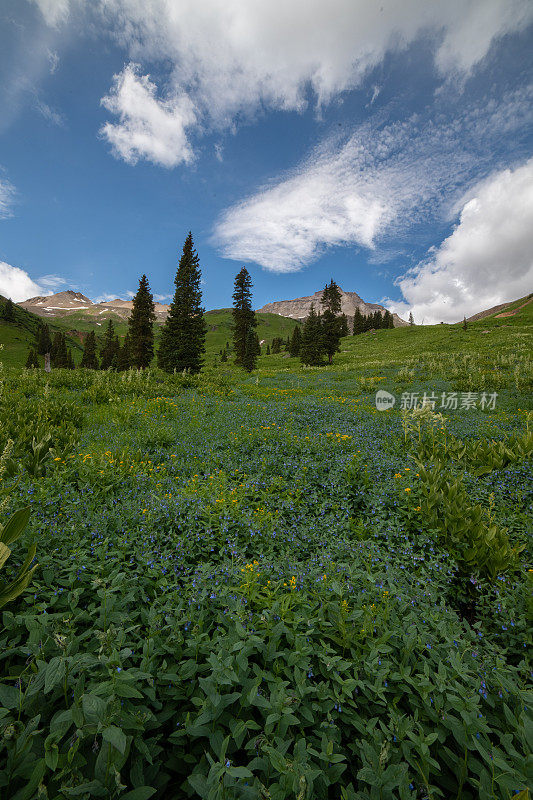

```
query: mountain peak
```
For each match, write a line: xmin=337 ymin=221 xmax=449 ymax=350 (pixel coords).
xmin=258 ymin=288 xmax=406 ymax=326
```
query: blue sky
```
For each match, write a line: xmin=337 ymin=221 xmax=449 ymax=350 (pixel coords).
xmin=0 ymin=0 xmax=532 ymax=322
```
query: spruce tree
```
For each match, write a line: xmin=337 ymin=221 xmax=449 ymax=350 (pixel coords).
xmin=51 ymin=332 xmax=69 ymax=368
xmin=300 ymin=305 xmax=324 ymax=366
xmin=3 ymin=298 xmax=15 ymax=322
xmin=128 ymin=274 xmax=156 ymax=369
xmin=339 ymin=313 xmax=349 ymax=337
xmin=352 ymin=308 xmax=364 ymax=335
xmin=80 ymin=330 xmax=99 ymax=369
xmin=66 ymin=349 xmax=75 ymax=369
xmin=37 ymin=322 xmax=53 ymax=355
xmin=220 ymin=349 xmax=228 ymax=363
xmin=383 ymin=309 xmax=394 ymax=329
xmin=25 ymin=348 xmax=39 ymax=368
xmin=232 ymin=267 xmax=257 ymax=368
xmin=117 ymin=333 xmax=131 ymax=371
xmin=409 ymin=312 xmax=414 ymax=326
xmin=289 ymin=325 xmax=302 ymax=356
xmin=320 ymin=280 xmax=342 ymax=365
xmin=462 ymin=316 xmax=468 ymax=331
xmin=100 ymin=319 xmax=120 ymax=370
xmin=271 ymin=337 xmax=281 ymax=354
xmin=266 ymin=344 xmax=270 ymax=355
xmin=157 ymin=233 xmax=207 ymax=374
xmin=242 ymin=327 xmax=258 ymax=372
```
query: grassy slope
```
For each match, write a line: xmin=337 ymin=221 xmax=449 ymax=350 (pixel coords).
xmin=3 ymin=294 xmax=530 ymax=370
xmin=1 ymin=306 xmax=301 ymax=367
xmin=0 ymin=298 xmax=84 ymax=367
xmin=255 ymin=295 xmax=532 ymax=374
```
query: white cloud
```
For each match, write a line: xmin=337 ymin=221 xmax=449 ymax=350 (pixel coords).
xmin=35 ymin=99 xmax=65 ymax=126
xmin=47 ymin=49 xmax=59 ymax=74
xmin=100 ymin=64 xmax=196 ymax=167
xmin=0 ymin=179 xmax=15 ymax=219
xmin=212 ymin=88 xmax=533 ymax=271
xmin=0 ymin=262 xmax=51 ymax=302
xmin=35 ymin=0 xmax=533 ymax=166
xmin=31 ymin=0 xmax=71 ymax=27
xmin=387 ymin=159 xmax=533 ymax=323
xmin=38 ymin=274 xmax=67 ymax=290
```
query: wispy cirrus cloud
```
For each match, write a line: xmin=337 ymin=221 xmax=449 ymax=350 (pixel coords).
xmin=32 ymin=0 xmax=533 ymax=167
xmin=0 ymin=177 xmax=16 ymax=219
xmin=212 ymin=86 xmax=533 ymax=272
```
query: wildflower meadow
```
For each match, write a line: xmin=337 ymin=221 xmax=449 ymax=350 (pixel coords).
xmin=0 ymin=329 xmax=531 ymax=800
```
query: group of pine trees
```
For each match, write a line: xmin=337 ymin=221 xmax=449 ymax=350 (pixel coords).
xmin=352 ymin=307 xmax=394 ymax=334
xmin=299 ymin=280 xmax=345 ymax=366
xmin=22 ymin=234 xmax=398 ymax=374
xmin=26 ymin=323 xmax=76 ymax=369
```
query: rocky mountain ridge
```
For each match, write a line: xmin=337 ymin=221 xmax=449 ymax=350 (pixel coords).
xmin=258 ymin=288 xmax=407 ymax=326
xmin=19 ymin=291 xmax=170 ymax=321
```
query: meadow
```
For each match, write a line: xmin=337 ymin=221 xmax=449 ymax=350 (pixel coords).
xmin=0 ymin=308 xmax=531 ymax=800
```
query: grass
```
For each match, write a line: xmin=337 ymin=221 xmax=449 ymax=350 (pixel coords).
xmin=0 ymin=304 xmax=301 ymax=368
xmin=0 ymin=300 xmax=531 ymax=799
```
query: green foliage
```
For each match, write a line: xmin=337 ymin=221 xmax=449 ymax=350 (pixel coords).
xmin=50 ymin=332 xmax=69 ymax=368
xmin=242 ymin=327 xmax=258 ymax=372
xmin=289 ymin=325 xmax=301 ymax=357
xmin=232 ymin=268 xmax=257 ymax=369
xmin=157 ymin=232 xmax=207 ymax=374
xmin=2 ymin=298 xmax=15 ymax=322
xmin=100 ymin=319 xmax=120 ymax=370
xmin=0 ymin=332 xmax=530 ymax=798
xmin=128 ymin=275 xmax=156 ymax=369
xmin=300 ymin=305 xmax=324 ymax=366
xmin=416 ymin=459 xmax=522 ymax=585
xmin=37 ymin=322 xmax=53 ymax=356
xmin=25 ymin=348 xmax=40 ymax=369
xmin=320 ymin=280 xmax=342 ymax=364
xmin=0 ymin=506 xmax=37 ymax=608
xmin=81 ymin=330 xmax=99 ymax=369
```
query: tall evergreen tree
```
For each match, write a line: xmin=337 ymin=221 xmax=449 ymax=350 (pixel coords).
xmin=117 ymin=333 xmax=131 ymax=371
xmin=25 ymin=348 xmax=40 ymax=368
xmin=300 ymin=304 xmax=324 ymax=366
xmin=37 ymin=322 xmax=53 ymax=355
xmin=128 ymin=275 xmax=156 ymax=369
xmin=289 ymin=325 xmax=302 ymax=356
xmin=232 ymin=267 xmax=257 ymax=368
xmin=383 ymin=309 xmax=394 ymax=329
xmin=80 ymin=330 xmax=99 ymax=369
xmin=66 ymin=349 xmax=75 ymax=369
xmin=462 ymin=315 xmax=468 ymax=331
xmin=3 ymin=298 xmax=15 ymax=321
xmin=157 ymin=233 xmax=207 ymax=374
xmin=271 ymin=337 xmax=282 ymax=354
xmin=220 ymin=348 xmax=228 ymax=363
xmin=409 ymin=312 xmax=414 ymax=326
xmin=352 ymin=308 xmax=364 ymax=335
xmin=100 ymin=319 xmax=120 ymax=370
xmin=339 ymin=313 xmax=349 ymax=337
xmin=320 ymin=280 xmax=342 ymax=365
xmin=242 ymin=327 xmax=258 ymax=372
xmin=51 ymin=332 xmax=69 ymax=368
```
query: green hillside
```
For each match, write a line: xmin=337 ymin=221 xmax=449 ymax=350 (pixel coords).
xmin=0 ymin=297 xmax=84 ymax=367
xmin=0 ymin=304 xmax=302 ymax=367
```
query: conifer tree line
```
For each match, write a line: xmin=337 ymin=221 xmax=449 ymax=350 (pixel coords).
xmin=352 ymin=307 xmax=394 ymax=334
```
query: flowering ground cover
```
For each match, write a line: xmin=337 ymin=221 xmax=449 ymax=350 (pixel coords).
xmin=0 ymin=324 xmax=531 ymax=799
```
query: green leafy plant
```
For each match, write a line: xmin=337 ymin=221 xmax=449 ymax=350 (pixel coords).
xmin=0 ymin=507 xmax=37 ymax=608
